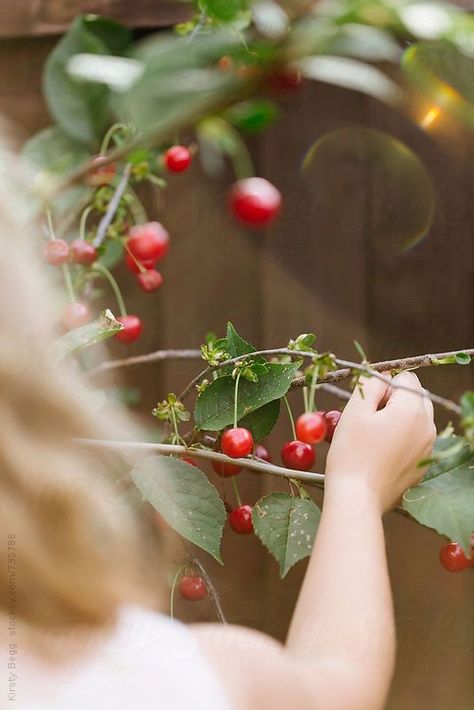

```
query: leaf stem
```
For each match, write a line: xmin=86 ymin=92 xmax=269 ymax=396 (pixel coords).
xmin=61 ymin=264 xmax=76 ymax=304
xmin=93 ymin=262 xmax=127 ymax=317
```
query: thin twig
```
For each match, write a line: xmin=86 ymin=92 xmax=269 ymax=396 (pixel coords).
xmin=331 ymin=357 xmax=463 ymax=414
xmin=76 ymin=438 xmax=325 ymax=484
xmin=188 ymin=553 xmax=226 ymax=624
xmin=88 ymin=349 xmax=202 ymax=377
xmin=292 ymin=349 xmax=474 ymax=389
xmin=92 ymin=163 xmax=132 ymax=248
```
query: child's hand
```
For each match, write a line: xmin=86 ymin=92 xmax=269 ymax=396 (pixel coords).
xmin=325 ymin=371 xmax=436 ymax=513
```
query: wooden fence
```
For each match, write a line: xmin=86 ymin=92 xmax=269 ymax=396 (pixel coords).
xmin=0 ymin=3 xmax=472 ymax=708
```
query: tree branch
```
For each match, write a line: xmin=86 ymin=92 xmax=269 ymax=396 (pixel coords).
xmin=76 ymin=438 xmax=325 ymax=484
xmin=92 ymin=163 xmax=132 ymax=248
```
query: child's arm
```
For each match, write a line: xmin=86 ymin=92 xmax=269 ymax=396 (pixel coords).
xmin=194 ymin=372 xmax=436 ymax=710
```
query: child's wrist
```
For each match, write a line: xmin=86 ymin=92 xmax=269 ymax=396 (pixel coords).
xmin=324 ymin=473 xmax=384 ymax=517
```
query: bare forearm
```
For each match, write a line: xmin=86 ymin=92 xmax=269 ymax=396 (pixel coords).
xmin=287 ymin=477 xmax=395 ymax=709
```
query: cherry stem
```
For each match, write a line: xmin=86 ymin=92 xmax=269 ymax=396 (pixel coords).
xmin=124 ymin=244 xmax=147 ymax=274
xmin=303 ymin=386 xmax=309 ymax=414
xmin=100 ymin=122 xmax=129 ymax=156
xmin=308 ymin=364 xmax=320 ymax=413
xmin=45 ymin=206 xmax=75 ymax=303
xmin=169 ymin=564 xmax=186 ymax=620
xmin=233 ymin=370 xmax=242 ymax=429
xmin=79 ymin=205 xmax=94 ymax=241
xmin=93 ymin=262 xmax=127 ymax=317
xmin=283 ymin=395 xmax=297 ymax=439
xmin=231 ymin=477 xmax=242 ymax=507
xmin=61 ymin=264 xmax=76 ymax=304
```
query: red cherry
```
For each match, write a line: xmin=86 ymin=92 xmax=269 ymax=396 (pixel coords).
xmin=137 ymin=269 xmax=163 ymax=293
xmin=125 ymin=252 xmax=156 ymax=274
xmin=229 ymin=505 xmax=253 ymax=535
xmin=70 ymin=239 xmax=97 ymax=265
xmin=267 ymin=65 xmax=303 ymax=94
xmin=229 ymin=178 xmax=282 ymax=227
xmin=439 ymin=542 xmax=473 ymax=572
xmin=281 ymin=440 xmax=315 ymax=471
xmin=221 ymin=427 xmax=254 ymax=458
xmin=44 ymin=239 xmax=69 ymax=265
xmin=179 ymin=575 xmax=208 ymax=601
xmin=324 ymin=410 xmax=342 ymax=443
xmin=212 ymin=459 xmax=241 ymax=478
xmin=87 ymin=156 xmax=116 ymax=186
xmin=296 ymin=412 xmax=327 ymax=445
xmin=164 ymin=145 xmax=192 ymax=173
xmin=61 ymin=302 xmax=90 ymax=331
xmin=127 ymin=222 xmax=170 ymax=263
xmin=115 ymin=315 xmax=142 ymax=343
xmin=255 ymin=444 xmax=271 ymax=462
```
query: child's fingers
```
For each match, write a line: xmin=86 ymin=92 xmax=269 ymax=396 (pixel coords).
xmin=345 ymin=373 xmax=392 ymax=413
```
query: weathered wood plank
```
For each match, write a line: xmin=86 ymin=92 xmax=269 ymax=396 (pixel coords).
xmin=0 ymin=1 xmax=189 ymax=38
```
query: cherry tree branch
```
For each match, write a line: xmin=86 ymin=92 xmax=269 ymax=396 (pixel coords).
xmin=88 ymin=345 xmax=472 ymax=413
xmin=89 ymin=349 xmax=202 ymax=377
xmin=77 ymin=438 xmax=325 ymax=484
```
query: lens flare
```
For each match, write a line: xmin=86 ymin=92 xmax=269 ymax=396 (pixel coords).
xmin=302 ymin=127 xmax=435 ymax=252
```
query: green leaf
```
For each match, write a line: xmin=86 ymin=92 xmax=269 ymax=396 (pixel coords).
xmin=423 ymin=435 xmax=474 ymax=481
xmin=299 ymin=56 xmax=402 ymax=106
xmin=252 ymin=492 xmax=321 ymax=578
xmin=121 ymin=30 xmax=242 ymax=133
xmin=51 ymin=309 xmax=122 ymax=361
xmin=199 ymin=0 xmax=249 ymax=23
xmin=226 ymin=321 xmax=266 ymax=364
xmin=455 ymin=352 xmax=472 ymax=365
xmin=226 ymin=321 xmax=255 ymax=357
xmin=131 ymin=455 xmax=226 ymax=562
xmin=402 ymin=468 xmax=474 ymax=554
xmin=83 ymin=15 xmax=132 ymax=54
xmin=461 ymin=391 xmax=474 ymax=442
xmin=195 ymin=361 xmax=300 ymax=430
xmin=239 ymin=399 xmax=280 ymax=441
xmin=22 ymin=126 xmax=90 ymax=176
xmin=223 ymin=99 xmax=279 ymax=134
xmin=44 ymin=16 xmax=112 ymax=146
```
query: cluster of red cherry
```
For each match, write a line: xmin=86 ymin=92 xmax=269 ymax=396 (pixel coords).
xmin=44 ymin=144 xmax=281 ymax=342
xmin=182 ymin=410 xmax=341 ymax=540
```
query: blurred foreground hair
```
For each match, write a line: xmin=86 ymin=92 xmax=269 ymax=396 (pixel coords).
xmin=0 ymin=132 xmax=165 ymax=646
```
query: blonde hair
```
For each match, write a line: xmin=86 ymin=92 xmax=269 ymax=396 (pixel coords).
xmin=0 ymin=135 xmax=164 ymax=643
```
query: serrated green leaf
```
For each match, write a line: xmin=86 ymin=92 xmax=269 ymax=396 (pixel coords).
xmin=226 ymin=321 xmax=255 ymax=357
xmin=253 ymin=492 xmax=321 ymax=577
xmin=402 ymin=469 xmax=474 ymax=554
xmin=195 ymin=362 xmax=299 ymax=430
xmin=51 ymin=309 xmax=122 ymax=361
xmin=423 ymin=435 xmax=474 ymax=481
xmin=44 ymin=17 xmax=111 ymax=146
xmin=132 ymin=455 xmax=226 ymax=562
xmin=239 ymin=399 xmax=280 ymax=441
